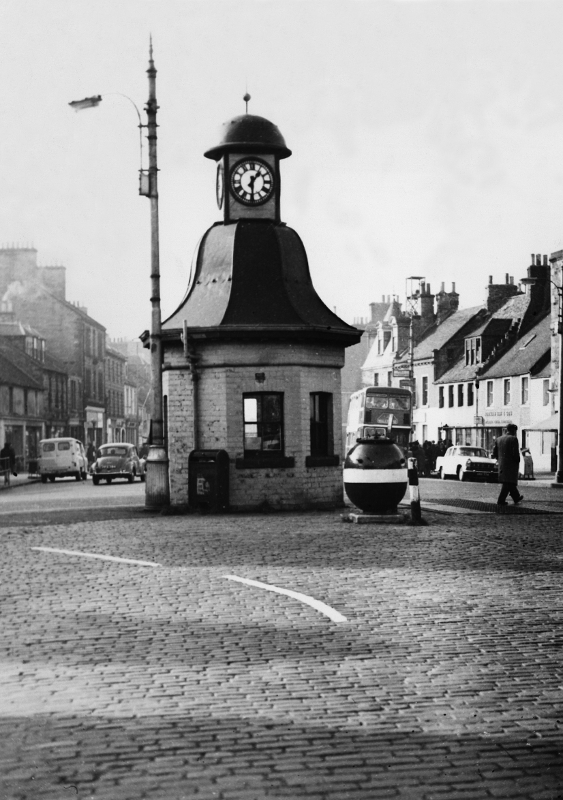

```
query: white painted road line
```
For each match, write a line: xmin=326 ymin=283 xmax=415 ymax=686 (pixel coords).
xmin=223 ymin=574 xmax=347 ymax=623
xmin=31 ymin=546 xmax=161 ymax=567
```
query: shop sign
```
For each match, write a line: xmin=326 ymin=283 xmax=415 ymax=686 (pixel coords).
xmin=393 ymin=361 xmax=412 ymax=378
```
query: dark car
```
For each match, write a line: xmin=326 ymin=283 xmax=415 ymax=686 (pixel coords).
xmin=91 ymin=443 xmax=145 ymax=485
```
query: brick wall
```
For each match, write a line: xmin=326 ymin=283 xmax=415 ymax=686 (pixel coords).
xmin=163 ymin=340 xmax=346 ymax=510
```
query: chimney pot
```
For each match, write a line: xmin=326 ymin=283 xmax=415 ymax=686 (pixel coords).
xmin=536 ymin=254 xmax=541 ymax=265
xmin=544 ymin=254 xmax=548 ymax=266
xmin=440 ymin=282 xmax=445 ymax=292
xmin=489 ymin=275 xmax=493 ymax=284
xmin=505 ymin=273 xmax=509 ymax=284
xmin=451 ymin=282 xmax=456 ymax=293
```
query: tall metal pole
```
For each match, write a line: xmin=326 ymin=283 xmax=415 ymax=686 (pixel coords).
xmin=144 ymin=39 xmax=170 ymax=508
xmin=556 ymin=288 xmax=563 ymax=484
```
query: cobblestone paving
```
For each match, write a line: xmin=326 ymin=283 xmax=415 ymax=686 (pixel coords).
xmin=0 ymin=510 xmax=562 ymax=799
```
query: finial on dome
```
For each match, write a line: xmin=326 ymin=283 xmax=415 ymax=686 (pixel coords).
xmin=243 ymin=93 xmax=251 ymax=114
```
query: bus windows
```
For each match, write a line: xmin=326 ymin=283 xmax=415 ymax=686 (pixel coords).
xmin=389 ymin=395 xmax=410 ymax=410
xmin=365 ymin=395 xmax=388 ymax=409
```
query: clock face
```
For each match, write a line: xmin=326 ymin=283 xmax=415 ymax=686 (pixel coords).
xmin=216 ymin=163 xmax=224 ymax=210
xmin=230 ymin=159 xmax=274 ymax=206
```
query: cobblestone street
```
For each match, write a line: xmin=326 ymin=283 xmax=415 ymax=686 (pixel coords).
xmin=1 ymin=495 xmax=562 ymax=799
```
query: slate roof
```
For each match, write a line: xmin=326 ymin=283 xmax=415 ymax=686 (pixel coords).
xmin=479 ymin=313 xmax=550 ymax=379
xmin=0 ymin=351 xmax=43 ymax=389
xmin=413 ymin=306 xmax=484 ymax=361
xmin=436 ymin=313 xmax=551 ymax=384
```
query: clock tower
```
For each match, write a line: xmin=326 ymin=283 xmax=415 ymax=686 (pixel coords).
xmin=160 ymin=108 xmax=361 ymax=511
xmin=206 ymin=113 xmax=290 ymax=223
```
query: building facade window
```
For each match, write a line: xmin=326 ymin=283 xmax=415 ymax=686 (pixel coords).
xmin=503 ymin=378 xmax=511 ymax=406
xmin=465 ymin=337 xmax=482 ymax=366
xmin=487 ymin=381 xmax=494 ymax=407
xmin=521 ymin=376 xmax=529 ymax=405
xmin=543 ymin=379 xmax=550 ymax=406
xmin=243 ymin=393 xmax=284 ymax=457
xmin=373 ymin=373 xmax=379 ymax=387
xmin=457 ymin=384 xmax=464 ymax=406
xmin=439 ymin=386 xmax=444 ymax=408
xmin=467 ymin=382 xmax=474 ymax=406
xmin=422 ymin=376 xmax=428 ymax=406
xmin=310 ymin=393 xmax=333 ymax=457
xmin=387 ymin=371 xmax=392 ymax=387
xmin=448 ymin=385 xmax=454 ymax=407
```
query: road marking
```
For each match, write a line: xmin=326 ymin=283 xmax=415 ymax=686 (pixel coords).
xmin=31 ymin=546 xmax=161 ymax=567
xmin=223 ymin=574 xmax=347 ymax=623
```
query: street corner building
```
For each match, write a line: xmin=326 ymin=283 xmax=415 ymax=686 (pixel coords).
xmin=160 ymin=112 xmax=362 ymax=510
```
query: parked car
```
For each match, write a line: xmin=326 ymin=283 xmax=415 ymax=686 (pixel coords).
xmin=435 ymin=446 xmax=498 ymax=482
xmin=91 ymin=443 xmax=145 ymax=485
xmin=38 ymin=438 xmax=88 ymax=483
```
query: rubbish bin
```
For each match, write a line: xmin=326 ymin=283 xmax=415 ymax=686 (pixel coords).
xmin=188 ymin=449 xmax=230 ymax=512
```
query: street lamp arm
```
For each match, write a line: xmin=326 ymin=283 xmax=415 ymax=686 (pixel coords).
xmin=68 ymin=92 xmax=145 ymax=171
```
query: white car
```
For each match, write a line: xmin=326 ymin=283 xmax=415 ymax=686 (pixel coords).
xmin=435 ymin=446 xmax=498 ymax=482
xmin=38 ymin=438 xmax=88 ymax=482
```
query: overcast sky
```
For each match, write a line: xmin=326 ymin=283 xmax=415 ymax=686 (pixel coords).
xmin=2 ymin=0 xmax=563 ymax=339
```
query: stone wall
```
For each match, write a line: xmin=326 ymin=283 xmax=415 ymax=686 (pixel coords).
xmin=163 ymin=340 xmax=345 ymax=510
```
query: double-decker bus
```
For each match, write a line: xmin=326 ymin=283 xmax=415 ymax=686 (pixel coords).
xmin=345 ymin=386 xmax=412 ymax=454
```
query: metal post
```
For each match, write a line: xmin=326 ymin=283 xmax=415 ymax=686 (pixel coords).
xmin=144 ymin=40 xmax=170 ymax=508
xmin=556 ymin=290 xmax=563 ymax=484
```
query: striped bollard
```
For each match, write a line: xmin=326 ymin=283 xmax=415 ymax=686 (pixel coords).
xmin=408 ymin=457 xmax=424 ymax=525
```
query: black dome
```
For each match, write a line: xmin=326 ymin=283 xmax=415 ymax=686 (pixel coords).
xmin=204 ymin=114 xmax=291 ymax=161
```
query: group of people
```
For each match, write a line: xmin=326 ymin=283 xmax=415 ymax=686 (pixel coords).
xmin=409 ymin=439 xmax=452 ymax=477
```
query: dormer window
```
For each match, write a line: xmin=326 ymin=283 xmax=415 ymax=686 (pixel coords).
xmin=465 ymin=337 xmax=482 ymax=366
xmin=25 ymin=335 xmax=45 ymax=362
xmin=383 ymin=331 xmax=391 ymax=350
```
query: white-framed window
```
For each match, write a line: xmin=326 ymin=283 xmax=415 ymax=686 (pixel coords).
xmin=521 ymin=376 xmax=529 ymax=405
xmin=503 ymin=378 xmax=511 ymax=406
xmin=486 ymin=381 xmax=494 ymax=407
xmin=457 ymin=384 xmax=464 ymax=406
xmin=422 ymin=376 xmax=428 ymax=406
xmin=467 ymin=382 xmax=474 ymax=406
xmin=543 ymin=379 xmax=550 ymax=406
xmin=387 ymin=371 xmax=392 ymax=387
xmin=373 ymin=373 xmax=379 ymax=387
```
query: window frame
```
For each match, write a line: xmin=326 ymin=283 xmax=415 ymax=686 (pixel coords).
xmin=486 ymin=381 xmax=494 ymax=407
xmin=242 ymin=392 xmax=285 ymax=459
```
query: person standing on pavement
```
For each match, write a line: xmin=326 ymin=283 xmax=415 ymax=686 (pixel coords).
xmin=492 ymin=423 xmax=523 ymax=506
xmin=1 ymin=441 xmax=16 ymax=486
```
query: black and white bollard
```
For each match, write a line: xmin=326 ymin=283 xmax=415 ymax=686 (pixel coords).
xmin=407 ymin=457 xmax=425 ymax=525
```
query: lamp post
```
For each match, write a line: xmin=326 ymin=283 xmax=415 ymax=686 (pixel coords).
xmin=522 ymin=272 xmax=563 ymax=486
xmin=552 ymin=282 xmax=563 ymax=485
xmin=70 ymin=40 xmax=170 ymax=507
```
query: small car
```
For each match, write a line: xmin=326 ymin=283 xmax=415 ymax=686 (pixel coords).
xmin=91 ymin=443 xmax=145 ymax=485
xmin=38 ymin=438 xmax=88 ymax=483
xmin=435 ymin=446 xmax=498 ymax=482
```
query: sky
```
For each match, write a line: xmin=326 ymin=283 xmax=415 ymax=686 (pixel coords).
xmin=2 ymin=0 xmax=563 ymax=340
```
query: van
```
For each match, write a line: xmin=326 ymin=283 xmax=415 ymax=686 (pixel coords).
xmin=38 ymin=438 xmax=88 ymax=483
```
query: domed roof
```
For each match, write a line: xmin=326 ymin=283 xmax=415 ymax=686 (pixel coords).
xmin=204 ymin=114 xmax=292 ymax=161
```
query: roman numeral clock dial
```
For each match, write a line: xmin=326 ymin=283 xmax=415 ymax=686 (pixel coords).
xmin=230 ymin=159 xmax=274 ymax=205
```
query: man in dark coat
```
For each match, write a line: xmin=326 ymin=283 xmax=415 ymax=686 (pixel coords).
xmin=492 ymin=423 xmax=523 ymax=505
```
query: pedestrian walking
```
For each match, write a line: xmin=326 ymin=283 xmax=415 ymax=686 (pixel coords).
xmin=492 ymin=423 xmax=523 ymax=506
xmin=0 ymin=441 xmax=16 ymax=486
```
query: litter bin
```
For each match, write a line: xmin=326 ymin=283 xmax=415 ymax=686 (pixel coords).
xmin=188 ymin=449 xmax=230 ymax=512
